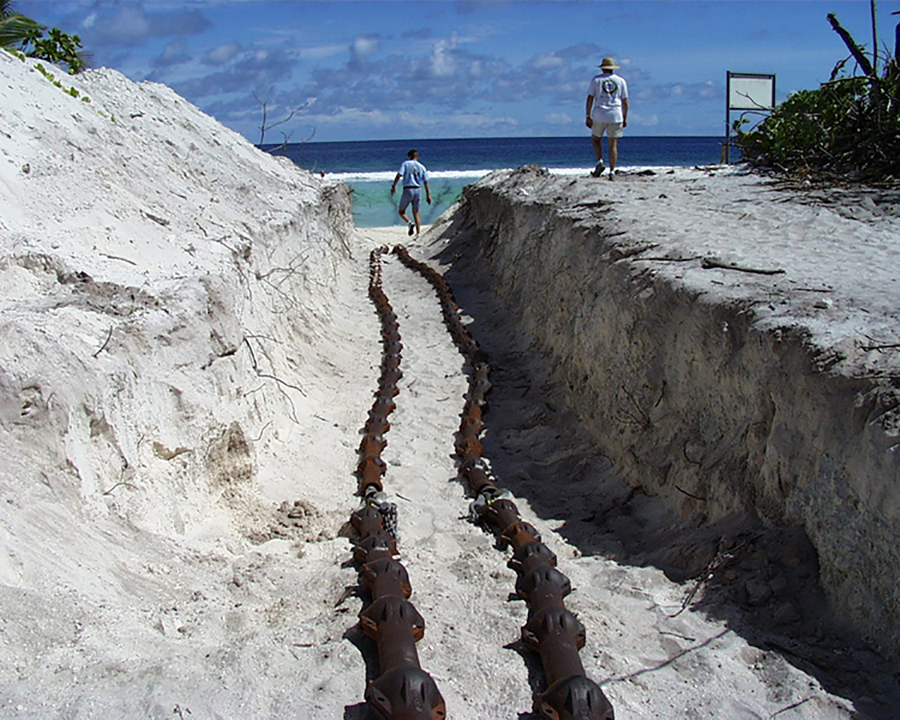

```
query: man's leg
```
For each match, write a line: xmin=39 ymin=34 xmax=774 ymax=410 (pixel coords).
xmin=411 ymin=193 xmax=422 ymax=235
xmin=608 ymin=137 xmax=619 ymax=178
xmin=591 ymin=133 xmax=605 ymax=177
xmin=399 ymin=190 xmax=414 ymax=230
xmin=592 ymin=134 xmax=604 ymax=163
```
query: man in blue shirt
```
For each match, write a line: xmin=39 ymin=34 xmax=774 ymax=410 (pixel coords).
xmin=390 ymin=149 xmax=432 ymax=237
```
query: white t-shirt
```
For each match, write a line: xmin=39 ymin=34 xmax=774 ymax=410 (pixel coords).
xmin=588 ymin=72 xmax=628 ymax=124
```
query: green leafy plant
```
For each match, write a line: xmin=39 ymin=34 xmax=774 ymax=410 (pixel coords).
xmin=736 ymin=10 xmax=899 ymax=181
xmin=1 ymin=1 xmax=87 ymax=74
xmin=33 ymin=60 xmax=52 ymax=79
xmin=737 ymin=71 xmax=898 ymax=180
xmin=0 ymin=0 xmax=40 ymax=49
xmin=25 ymin=26 xmax=86 ymax=74
xmin=31 ymin=61 xmax=91 ymax=105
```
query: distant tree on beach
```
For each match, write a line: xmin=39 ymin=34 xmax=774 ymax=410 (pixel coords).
xmin=0 ymin=0 xmax=88 ymax=74
xmin=736 ymin=5 xmax=899 ymax=182
xmin=253 ymin=87 xmax=315 ymax=150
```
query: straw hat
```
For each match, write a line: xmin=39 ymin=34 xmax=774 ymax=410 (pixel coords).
xmin=598 ymin=57 xmax=620 ymax=70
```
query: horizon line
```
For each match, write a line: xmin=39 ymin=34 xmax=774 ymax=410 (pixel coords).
xmin=261 ymin=134 xmax=723 ymax=148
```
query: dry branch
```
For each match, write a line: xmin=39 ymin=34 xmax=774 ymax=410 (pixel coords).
xmin=701 ymin=258 xmax=785 ymax=275
xmin=828 ymin=13 xmax=876 ymax=77
xmin=93 ymin=326 xmax=113 ymax=358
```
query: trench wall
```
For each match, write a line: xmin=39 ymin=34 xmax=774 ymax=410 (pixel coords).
xmin=443 ymin=168 xmax=900 ymax=659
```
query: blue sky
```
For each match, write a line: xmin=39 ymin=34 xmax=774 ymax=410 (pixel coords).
xmin=15 ymin=1 xmax=900 ymax=143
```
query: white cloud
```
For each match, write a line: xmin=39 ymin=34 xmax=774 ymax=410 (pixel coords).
xmin=205 ymin=42 xmax=241 ymax=66
xmin=430 ymin=32 xmax=460 ymax=78
xmin=77 ymin=4 xmax=211 ymax=47
xmin=544 ymin=113 xmax=572 ymax=125
xmin=632 ymin=113 xmax=660 ymax=126
xmin=303 ymin=107 xmax=395 ymax=128
xmin=352 ymin=35 xmax=381 ymax=61
xmin=399 ymin=110 xmax=518 ymax=131
xmin=532 ymin=53 xmax=563 ymax=71
xmin=298 ymin=44 xmax=346 ymax=61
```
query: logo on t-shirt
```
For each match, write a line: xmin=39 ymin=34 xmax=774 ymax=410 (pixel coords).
xmin=602 ymin=79 xmax=618 ymax=98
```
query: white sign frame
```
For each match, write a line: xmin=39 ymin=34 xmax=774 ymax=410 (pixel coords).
xmin=728 ymin=73 xmax=776 ymax=111
xmin=725 ymin=72 xmax=776 ymax=163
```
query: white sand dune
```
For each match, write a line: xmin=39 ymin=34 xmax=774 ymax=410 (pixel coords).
xmin=1 ymin=50 xmax=898 ymax=719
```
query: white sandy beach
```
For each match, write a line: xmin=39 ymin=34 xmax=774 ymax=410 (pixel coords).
xmin=1 ymin=51 xmax=899 ymax=720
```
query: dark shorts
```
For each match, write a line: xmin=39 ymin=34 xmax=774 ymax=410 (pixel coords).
xmin=399 ymin=187 xmax=422 ymax=213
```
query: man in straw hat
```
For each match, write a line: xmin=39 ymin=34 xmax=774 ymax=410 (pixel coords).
xmin=586 ymin=56 xmax=629 ymax=180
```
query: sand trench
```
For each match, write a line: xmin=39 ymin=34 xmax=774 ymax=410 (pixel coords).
xmin=3 ymin=53 xmax=900 ymax=718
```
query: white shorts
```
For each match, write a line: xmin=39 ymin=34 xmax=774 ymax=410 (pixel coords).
xmin=592 ymin=122 xmax=624 ymax=139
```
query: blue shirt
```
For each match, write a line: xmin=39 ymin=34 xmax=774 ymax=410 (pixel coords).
xmin=398 ymin=159 xmax=428 ymax=188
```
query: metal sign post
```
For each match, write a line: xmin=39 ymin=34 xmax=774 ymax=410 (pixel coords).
xmin=725 ymin=71 xmax=776 ymax=163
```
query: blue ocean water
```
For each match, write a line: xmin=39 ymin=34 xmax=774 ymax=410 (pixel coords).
xmin=266 ymin=136 xmax=723 ymax=227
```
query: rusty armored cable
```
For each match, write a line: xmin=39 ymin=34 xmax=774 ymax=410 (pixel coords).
xmin=393 ymin=245 xmax=614 ymax=720
xmin=348 ymin=247 xmax=446 ymax=720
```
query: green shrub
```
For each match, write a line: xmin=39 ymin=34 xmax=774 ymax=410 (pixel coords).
xmin=738 ymin=72 xmax=898 ymax=180
xmin=24 ymin=26 xmax=85 ymax=74
xmin=736 ymin=19 xmax=900 ymax=181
